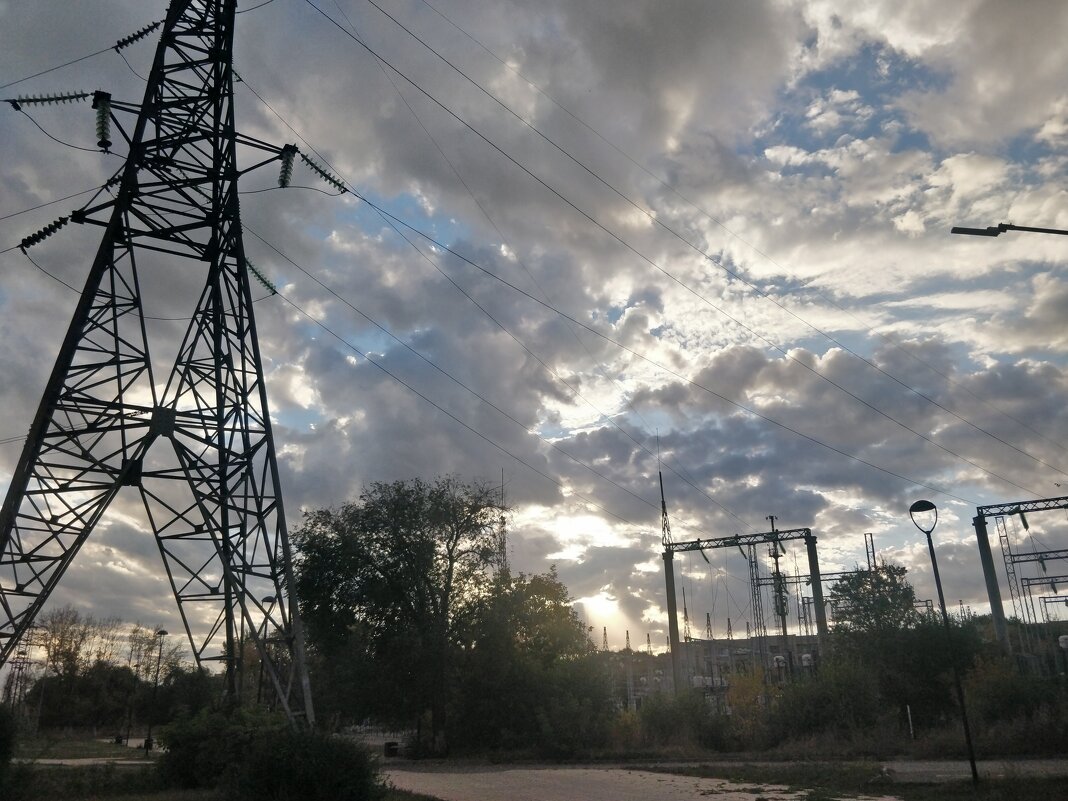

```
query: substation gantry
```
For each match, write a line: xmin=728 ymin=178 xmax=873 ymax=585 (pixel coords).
xmin=0 ymin=0 xmax=314 ymax=725
xmin=973 ymin=495 xmax=1068 ymax=656
xmin=661 ymin=525 xmax=829 ymax=693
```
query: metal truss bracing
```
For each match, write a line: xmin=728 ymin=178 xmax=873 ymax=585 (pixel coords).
xmin=0 ymin=0 xmax=314 ymax=726
xmin=994 ymin=515 xmax=1029 ymax=624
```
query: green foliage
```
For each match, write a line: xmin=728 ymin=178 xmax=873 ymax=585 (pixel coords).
xmin=0 ymin=704 xmax=15 ymax=788
xmin=449 ymin=568 xmax=601 ymax=752
xmin=638 ymin=690 xmax=728 ymax=749
xmin=233 ymin=730 xmax=384 ymax=801
xmin=829 ymin=562 xmax=918 ymax=632
xmin=156 ymin=708 xmax=286 ymax=789
xmin=0 ymin=762 xmax=161 ymax=801
xmin=530 ymin=655 xmax=616 ymax=757
xmin=766 ymin=659 xmax=881 ymax=740
xmin=158 ymin=709 xmax=383 ymax=801
xmin=294 ymin=476 xmax=505 ymax=746
xmin=964 ymin=657 xmax=1055 ymax=724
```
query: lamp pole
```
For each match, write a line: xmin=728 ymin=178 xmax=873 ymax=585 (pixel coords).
xmin=256 ymin=595 xmax=276 ymax=706
xmin=144 ymin=629 xmax=168 ymax=752
xmin=908 ymin=500 xmax=979 ymax=785
xmin=951 ymin=222 xmax=1068 ymax=238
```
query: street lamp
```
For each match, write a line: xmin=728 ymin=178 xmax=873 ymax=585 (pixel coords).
xmin=144 ymin=629 xmax=168 ymax=752
xmin=908 ymin=500 xmax=979 ymax=785
xmin=951 ymin=222 xmax=1068 ymax=238
xmin=256 ymin=595 xmax=276 ymax=705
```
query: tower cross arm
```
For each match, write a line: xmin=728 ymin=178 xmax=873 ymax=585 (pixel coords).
xmin=666 ymin=527 xmax=812 ymax=554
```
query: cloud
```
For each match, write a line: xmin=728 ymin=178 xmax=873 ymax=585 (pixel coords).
xmin=0 ymin=0 xmax=1066 ymax=659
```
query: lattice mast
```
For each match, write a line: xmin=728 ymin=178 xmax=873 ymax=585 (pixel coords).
xmin=0 ymin=0 xmax=313 ymax=725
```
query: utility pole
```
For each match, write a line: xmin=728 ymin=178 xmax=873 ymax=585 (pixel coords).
xmin=0 ymin=0 xmax=313 ymax=726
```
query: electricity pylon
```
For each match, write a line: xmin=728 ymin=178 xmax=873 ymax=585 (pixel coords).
xmin=0 ymin=0 xmax=314 ymax=725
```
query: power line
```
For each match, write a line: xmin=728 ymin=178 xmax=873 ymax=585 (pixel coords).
xmin=273 ymin=288 xmax=647 ymax=530
xmin=364 ymin=0 xmax=1066 ymax=485
xmin=321 ymin=2 xmax=756 ymax=532
xmin=303 ymin=0 xmax=1044 ymax=498
xmin=235 ymin=66 xmax=749 ymax=532
xmin=246 ymin=225 xmax=665 ymax=520
xmin=324 ymin=186 xmax=980 ymax=506
xmin=413 ymin=0 xmax=1068 ymax=460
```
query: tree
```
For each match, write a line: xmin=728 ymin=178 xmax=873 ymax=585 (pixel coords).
xmin=449 ymin=568 xmax=602 ymax=751
xmin=827 ymin=562 xmax=983 ymax=730
xmin=293 ymin=476 xmax=505 ymax=750
xmin=828 ymin=562 xmax=919 ymax=632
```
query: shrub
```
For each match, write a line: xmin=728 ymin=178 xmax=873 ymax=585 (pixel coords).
xmin=766 ymin=659 xmax=881 ymax=743
xmin=157 ymin=708 xmax=384 ymax=801
xmin=156 ymin=707 xmax=286 ymax=789
xmin=0 ymin=704 xmax=15 ymax=788
xmin=233 ymin=730 xmax=384 ymax=801
xmin=638 ymin=691 xmax=730 ymax=750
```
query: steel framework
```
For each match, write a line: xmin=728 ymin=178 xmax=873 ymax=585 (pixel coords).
xmin=973 ymin=496 xmax=1068 ymax=653
xmin=0 ymin=0 xmax=314 ymax=725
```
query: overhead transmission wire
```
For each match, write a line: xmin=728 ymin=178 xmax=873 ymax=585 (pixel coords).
xmin=245 ymin=225 xmax=666 ymax=521
xmin=304 ymin=0 xmax=1046 ymax=499
xmin=359 ymin=0 xmax=1067 ymax=489
xmin=0 ymin=18 xmax=162 ymax=92
xmin=299 ymin=6 xmax=1016 ymax=504
xmin=290 ymin=168 xmax=978 ymax=505
xmin=242 ymin=65 xmax=978 ymax=509
xmin=322 ymin=0 xmax=754 ymax=532
xmin=271 ymin=286 xmax=645 ymax=529
xmin=0 ymin=14 xmax=656 ymax=535
xmin=234 ymin=79 xmax=718 ymax=537
xmin=0 ymin=55 xmax=983 ymax=510
xmin=8 ymin=11 xmax=983 ymax=516
xmin=414 ymin=0 xmax=1068 ymax=461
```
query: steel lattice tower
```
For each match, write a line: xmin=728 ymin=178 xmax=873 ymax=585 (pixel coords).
xmin=0 ymin=0 xmax=314 ymax=725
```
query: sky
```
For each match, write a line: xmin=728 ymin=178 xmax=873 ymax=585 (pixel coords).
xmin=1 ymin=0 xmax=1067 ymax=660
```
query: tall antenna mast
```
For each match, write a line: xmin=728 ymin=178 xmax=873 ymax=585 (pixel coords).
xmin=0 ymin=0 xmax=313 ymax=726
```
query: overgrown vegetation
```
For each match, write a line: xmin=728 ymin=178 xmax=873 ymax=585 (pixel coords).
xmin=289 ymin=479 xmax=1068 ymax=759
xmin=157 ymin=709 xmax=385 ymax=801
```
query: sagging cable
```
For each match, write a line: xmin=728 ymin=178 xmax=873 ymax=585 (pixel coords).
xmin=245 ymin=258 xmax=277 ymax=295
xmin=5 ymin=91 xmax=90 ymax=111
xmin=92 ymin=91 xmax=112 ymax=151
xmin=20 ymin=216 xmax=70 ymax=252
xmin=278 ymin=144 xmax=297 ymax=188
xmin=114 ymin=20 xmax=162 ymax=51
xmin=298 ymin=152 xmax=347 ymax=193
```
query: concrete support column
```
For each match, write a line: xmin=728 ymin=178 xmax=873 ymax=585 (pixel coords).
xmin=973 ymin=514 xmax=1011 ymax=653
xmin=663 ymin=549 xmax=683 ymax=694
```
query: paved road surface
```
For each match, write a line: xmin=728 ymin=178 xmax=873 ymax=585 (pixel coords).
xmin=386 ymin=759 xmax=1068 ymax=801
xmin=385 ymin=765 xmax=893 ymax=801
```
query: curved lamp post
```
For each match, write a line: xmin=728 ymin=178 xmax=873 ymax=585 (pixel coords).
xmin=257 ymin=595 xmax=276 ymax=705
xmin=909 ymin=500 xmax=978 ymax=785
xmin=144 ymin=629 xmax=168 ymax=752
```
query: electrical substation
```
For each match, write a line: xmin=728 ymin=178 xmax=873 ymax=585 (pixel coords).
xmin=646 ymin=489 xmax=1068 ymax=704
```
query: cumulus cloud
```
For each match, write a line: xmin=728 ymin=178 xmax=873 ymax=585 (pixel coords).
xmin=0 ymin=0 xmax=1065 ymax=655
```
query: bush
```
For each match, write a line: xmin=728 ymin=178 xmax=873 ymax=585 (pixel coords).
xmin=234 ymin=730 xmax=384 ymax=801
xmin=157 ymin=708 xmax=384 ymax=801
xmin=0 ymin=704 xmax=15 ymax=788
xmin=766 ymin=659 xmax=881 ymax=743
xmin=638 ymin=691 xmax=730 ymax=750
xmin=157 ymin=708 xmax=283 ymax=789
